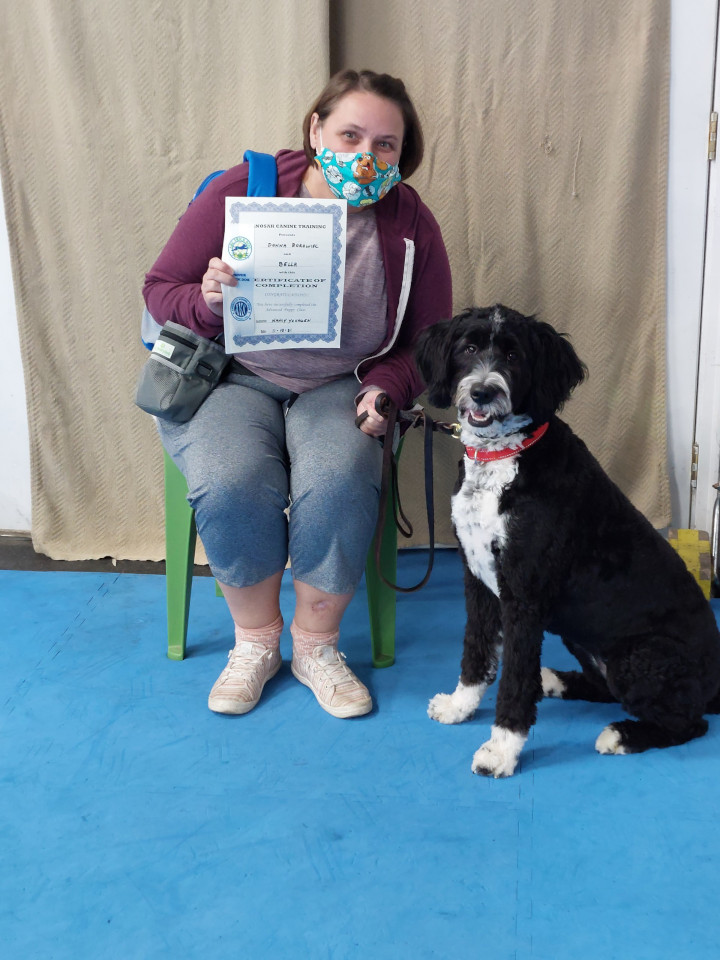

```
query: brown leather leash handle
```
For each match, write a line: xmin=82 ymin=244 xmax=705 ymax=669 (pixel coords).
xmin=355 ymin=393 xmax=458 ymax=593
xmin=354 ymin=392 xmax=391 ymax=430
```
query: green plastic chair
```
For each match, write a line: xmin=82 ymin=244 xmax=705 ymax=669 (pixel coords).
xmin=164 ymin=450 xmax=399 ymax=667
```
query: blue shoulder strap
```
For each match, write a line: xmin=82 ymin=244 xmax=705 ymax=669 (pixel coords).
xmin=191 ymin=169 xmax=225 ymax=200
xmin=243 ymin=150 xmax=278 ymax=197
xmin=190 ymin=151 xmax=278 ymax=201
xmin=142 ymin=151 xmax=278 ymax=348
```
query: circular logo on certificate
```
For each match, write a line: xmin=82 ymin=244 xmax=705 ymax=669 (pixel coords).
xmin=228 ymin=236 xmax=252 ymax=260
xmin=230 ymin=297 xmax=252 ymax=321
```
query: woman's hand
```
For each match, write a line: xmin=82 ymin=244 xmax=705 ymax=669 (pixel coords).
xmin=355 ymin=389 xmax=388 ymax=437
xmin=201 ymin=258 xmax=237 ymax=316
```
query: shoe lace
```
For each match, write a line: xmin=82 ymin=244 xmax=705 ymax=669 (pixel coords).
xmin=224 ymin=643 xmax=274 ymax=678
xmin=312 ymin=647 xmax=357 ymax=688
xmin=316 ymin=645 xmax=346 ymax=669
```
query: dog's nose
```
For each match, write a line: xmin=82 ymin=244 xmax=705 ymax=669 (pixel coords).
xmin=470 ymin=385 xmax=498 ymax=405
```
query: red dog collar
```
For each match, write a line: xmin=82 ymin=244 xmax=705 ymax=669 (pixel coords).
xmin=465 ymin=422 xmax=550 ymax=462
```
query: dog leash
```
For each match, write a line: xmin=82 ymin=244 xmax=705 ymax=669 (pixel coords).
xmin=356 ymin=395 xmax=460 ymax=593
xmin=358 ymin=397 xmax=553 ymax=591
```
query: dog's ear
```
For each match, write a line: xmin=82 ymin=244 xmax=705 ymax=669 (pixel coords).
xmin=415 ymin=319 xmax=457 ymax=408
xmin=525 ymin=320 xmax=587 ymax=421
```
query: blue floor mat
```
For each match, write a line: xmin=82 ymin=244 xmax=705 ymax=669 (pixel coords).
xmin=1 ymin=552 xmax=719 ymax=960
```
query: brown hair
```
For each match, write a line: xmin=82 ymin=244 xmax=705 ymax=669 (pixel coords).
xmin=302 ymin=69 xmax=424 ymax=180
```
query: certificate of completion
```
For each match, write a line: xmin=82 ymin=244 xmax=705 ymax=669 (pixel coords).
xmin=221 ymin=196 xmax=347 ymax=352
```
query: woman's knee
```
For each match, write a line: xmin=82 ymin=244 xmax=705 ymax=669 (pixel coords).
xmin=188 ymin=458 xmax=289 ymax=586
xmin=189 ymin=452 xmax=288 ymax=523
xmin=293 ymin=462 xmax=380 ymax=527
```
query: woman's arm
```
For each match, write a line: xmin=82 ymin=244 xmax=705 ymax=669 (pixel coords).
xmin=359 ymin=216 xmax=452 ymax=409
xmin=142 ymin=170 xmax=246 ymax=337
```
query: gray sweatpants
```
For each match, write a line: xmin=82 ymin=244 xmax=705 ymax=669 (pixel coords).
xmin=158 ymin=368 xmax=383 ymax=594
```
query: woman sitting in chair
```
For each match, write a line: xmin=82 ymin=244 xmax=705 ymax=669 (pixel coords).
xmin=143 ymin=69 xmax=452 ymax=719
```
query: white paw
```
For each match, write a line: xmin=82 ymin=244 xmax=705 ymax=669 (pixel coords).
xmin=428 ymin=681 xmax=485 ymax=724
xmin=595 ymin=724 xmax=628 ymax=755
xmin=471 ymin=726 xmax=527 ymax=778
xmin=541 ymin=667 xmax=566 ymax=698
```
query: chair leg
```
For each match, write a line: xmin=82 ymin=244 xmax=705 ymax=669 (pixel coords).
xmin=164 ymin=451 xmax=197 ymax=661
xmin=365 ymin=485 xmax=399 ymax=669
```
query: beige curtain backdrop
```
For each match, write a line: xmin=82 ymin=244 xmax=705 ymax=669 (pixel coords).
xmin=335 ymin=0 xmax=671 ymax=543
xmin=0 ymin=0 xmax=670 ymax=560
xmin=0 ymin=0 xmax=329 ymax=560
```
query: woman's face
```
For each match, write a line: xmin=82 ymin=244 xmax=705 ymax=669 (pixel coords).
xmin=310 ymin=90 xmax=404 ymax=168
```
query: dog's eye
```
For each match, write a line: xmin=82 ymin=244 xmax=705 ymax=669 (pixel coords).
xmin=463 ymin=344 xmax=478 ymax=355
xmin=506 ymin=351 xmax=518 ymax=363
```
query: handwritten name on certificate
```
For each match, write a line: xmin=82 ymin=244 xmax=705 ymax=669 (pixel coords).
xmin=221 ymin=196 xmax=347 ymax=352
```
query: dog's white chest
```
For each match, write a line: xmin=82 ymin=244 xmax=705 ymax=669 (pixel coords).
xmin=452 ymin=458 xmax=517 ymax=596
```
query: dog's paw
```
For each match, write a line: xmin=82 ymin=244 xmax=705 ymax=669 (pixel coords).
xmin=595 ymin=723 xmax=628 ymax=755
xmin=427 ymin=692 xmax=473 ymax=724
xmin=471 ymin=726 xmax=527 ymax=778
xmin=428 ymin=681 xmax=485 ymax=724
xmin=541 ymin=667 xmax=566 ymax=698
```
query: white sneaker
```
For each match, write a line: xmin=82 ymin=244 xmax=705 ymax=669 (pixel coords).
xmin=291 ymin=645 xmax=372 ymax=718
xmin=208 ymin=641 xmax=281 ymax=715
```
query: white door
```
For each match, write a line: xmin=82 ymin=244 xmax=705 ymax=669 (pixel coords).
xmin=692 ymin=47 xmax=720 ymax=539
xmin=666 ymin=0 xmax=720 ymax=532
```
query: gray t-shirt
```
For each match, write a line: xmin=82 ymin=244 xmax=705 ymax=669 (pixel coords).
xmin=235 ymin=184 xmax=388 ymax=393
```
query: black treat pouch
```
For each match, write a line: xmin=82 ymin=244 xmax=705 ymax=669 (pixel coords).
xmin=135 ymin=321 xmax=231 ymax=422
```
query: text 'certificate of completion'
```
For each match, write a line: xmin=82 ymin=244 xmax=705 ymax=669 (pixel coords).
xmin=221 ymin=196 xmax=347 ymax=352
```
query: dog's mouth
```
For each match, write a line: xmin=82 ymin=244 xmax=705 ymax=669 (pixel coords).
xmin=458 ymin=404 xmax=534 ymax=442
xmin=465 ymin=409 xmax=496 ymax=428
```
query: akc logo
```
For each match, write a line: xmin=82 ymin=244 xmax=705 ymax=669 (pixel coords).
xmin=228 ymin=236 xmax=252 ymax=260
xmin=230 ymin=297 xmax=252 ymax=320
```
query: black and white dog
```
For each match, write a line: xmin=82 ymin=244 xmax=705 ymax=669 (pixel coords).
xmin=415 ymin=305 xmax=720 ymax=778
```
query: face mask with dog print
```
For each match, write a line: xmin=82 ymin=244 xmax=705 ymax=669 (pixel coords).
xmin=315 ymin=144 xmax=401 ymax=207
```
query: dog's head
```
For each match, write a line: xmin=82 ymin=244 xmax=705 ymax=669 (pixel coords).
xmin=415 ymin=305 xmax=587 ymax=437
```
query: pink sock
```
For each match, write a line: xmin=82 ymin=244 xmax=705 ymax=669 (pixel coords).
xmin=290 ymin=620 xmax=339 ymax=657
xmin=234 ymin=613 xmax=283 ymax=650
